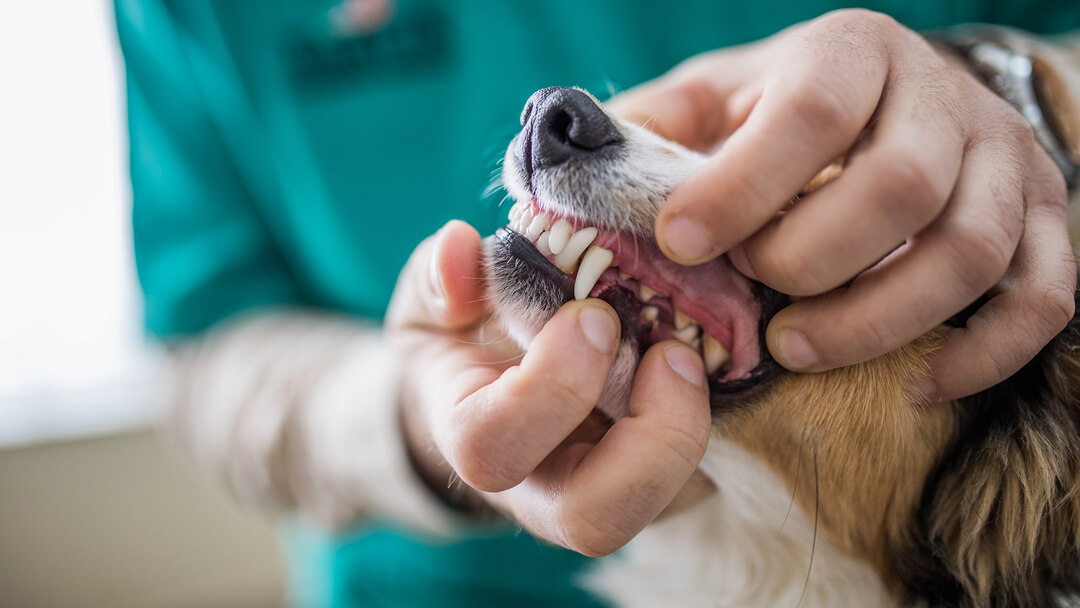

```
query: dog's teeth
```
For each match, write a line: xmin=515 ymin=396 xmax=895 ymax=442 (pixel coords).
xmin=574 ymin=246 xmax=614 ymax=300
xmin=641 ymin=305 xmax=659 ymax=322
xmin=555 ymin=227 xmax=598 ymax=273
xmin=674 ymin=309 xmax=695 ymax=330
xmin=618 ymin=270 xmax=632 ymax=280
xmin=508 ymin=201 xmax=525 ymax=224
xmin=514 ymin=205 xmax=534 ymax=232
xmin=673 ymin=323 xmax=700 ymax=345
xmin=536 ymin=231 xmax=552 ymax=256
xmin=639 ymin=284 xmax=658 ymax=302
xmin=703 ymin=334 xmax=731 ymax=375
xmin=526 ymin=212 xmax=551 ymax=241
xmin=548 ymin=219 xmax=573 ymax=254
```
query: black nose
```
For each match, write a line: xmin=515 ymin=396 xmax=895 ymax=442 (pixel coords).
xmin=520 ymin=87 xmax=623 ymax=173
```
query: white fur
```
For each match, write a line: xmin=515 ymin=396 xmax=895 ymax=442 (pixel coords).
xmin=585 ymin=437 xmax=896 ymax=608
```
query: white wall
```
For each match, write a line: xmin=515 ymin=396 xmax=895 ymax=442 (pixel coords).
xmin=0 ymin=1 xmax=164 ymax=446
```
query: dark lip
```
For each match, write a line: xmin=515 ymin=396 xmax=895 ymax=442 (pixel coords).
xmin=494 ymin=227 xmax=790 ymax=410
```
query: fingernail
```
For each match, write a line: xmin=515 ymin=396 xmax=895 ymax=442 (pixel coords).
xmin=665 ymin=343 xmax=706 ymax=387
xmin=912 ymin=377 xmax=939 ymax=403
xmin=776 ymin=329 xmax=819 ymax=369
xmin=580 ymin=305 xmax=617 ymax=352
xmin=661 ymin=216 xmax=714 ymax=263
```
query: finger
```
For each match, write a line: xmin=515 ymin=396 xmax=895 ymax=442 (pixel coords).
xmin=500 ymin=342 xmax=710 ymax=557
xmin=655 ymin=40 xmax=889 ymax=265
xmin=387 ymin=220 xmax=486 ymax=331
xmin=766 ymin=135 xmax=1026 ymax=372
xmin=435 ymin=300 xmax=621 ymax=493
xmin=728 ymin=73 xmax=964 ymax=296
xmin=606 ymin=49 xmax=764 ymax=151
xmin=918 ymin=163 xmax=1075 ymax=402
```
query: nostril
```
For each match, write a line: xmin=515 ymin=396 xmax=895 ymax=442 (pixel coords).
xmin=547 ymin=109 xmax=572 ymax=145
xmin=525 ymin=87 xmax=624 ymax=171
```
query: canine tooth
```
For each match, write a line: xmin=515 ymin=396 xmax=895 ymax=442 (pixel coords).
xmin=673 ymin=323 xmax=700 ymax=345
xmin=525 ymin=212 xmax=551 ymax=240
xmin=641 ymin=305 xmax=659 ymax=322
xmin=618 ymin=270 xmax=632 ymax=280
xmin=555 ymin=227 xmax=598 ymax=273
xmin=639 ymin=284 xmax=658 ymax=302
xmin=703 ymin=334 xmax=731 ymax=375
xmin=536 ymin=231 xmax=552 ymax=256
xmin=674 ymin=310 xmax=695 ymax=329
xmin=548 ymin=219 xmax=573 ymax=254
xmin=574 ymin=246 xmax=614 ymax=300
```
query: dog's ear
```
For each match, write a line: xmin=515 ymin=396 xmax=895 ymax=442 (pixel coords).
xmin=899 ymin=290 xmax=1080 ymax=607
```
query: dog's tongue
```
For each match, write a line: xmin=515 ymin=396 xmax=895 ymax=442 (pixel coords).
xmin=592 ymin=231 xmax=763 ymax=380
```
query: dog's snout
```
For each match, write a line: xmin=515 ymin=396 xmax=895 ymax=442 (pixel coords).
xmin=523 ymin=87 xmax=623 ymax=173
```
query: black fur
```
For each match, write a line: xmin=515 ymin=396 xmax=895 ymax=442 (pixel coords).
xmin=898 ymin=288 xmax=1080 ymax=607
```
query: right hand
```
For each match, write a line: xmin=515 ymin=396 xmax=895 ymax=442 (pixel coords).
xmin=387 ymin=220 xmax=715 ymax=556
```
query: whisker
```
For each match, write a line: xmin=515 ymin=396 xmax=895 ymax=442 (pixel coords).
xmin=462 ymin=353 xmax=525 ymax=366
xmin=796 ymin=445 xmax=820 ymax=608
xmin=778 ymin=428 xmax=809 ymax=536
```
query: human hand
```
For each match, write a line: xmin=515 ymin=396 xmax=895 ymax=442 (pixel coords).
xmin=609 ymin=9 xmax=1076 ymax=402
xmin=387 ymin=220 xmax=714 ymax=556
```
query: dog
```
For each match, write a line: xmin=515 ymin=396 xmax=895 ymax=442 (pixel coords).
xmin=484 ymin=86 xmax=1080 ymax=607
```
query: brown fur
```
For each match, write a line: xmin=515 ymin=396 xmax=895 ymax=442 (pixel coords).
xmin=719 ymin=332 xmax=954 ymax=595
xmin=719 ymin=298 xmax=1080 ymax=607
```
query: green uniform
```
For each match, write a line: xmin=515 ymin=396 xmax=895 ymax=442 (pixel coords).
xmin=116 ymin=0 xmax=1080 ymax=605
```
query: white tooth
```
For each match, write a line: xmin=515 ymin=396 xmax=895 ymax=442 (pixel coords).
xmin=574 ymin=246 xmax=614 ymax=300
xmin=618 ymin=270 xmax=632 ymax=280
xmin=555 ymin=227 xmax=598 ymax=273
xmin=691 ymin=337 xmax=702 ymax=352
xmin=525 ymin=212 xmax=551 ymax=240
xmin=673 ymin=323 xmax=700 ymax=345
xmin=639 ymin=284 xmax=658 ymax=302
xmin=641 ymin=305 xmax=659 ymax=322
xmin=514 ymin=206 xmax=534 ymax=232
xmin=548 ymin=219 xmax=573 ymax=254
xmin=674 ymin=309 xmax=695 ymax=329
xmin=703 ymin=334 xmax=731 ymax=375
xmin=536 ymin=231 xmax=552 ymax=256
xmin=508 ymin=202 xmax=524 ymax=224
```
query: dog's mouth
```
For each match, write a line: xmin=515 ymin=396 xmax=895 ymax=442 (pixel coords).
xmin=497 ymin=198 xmax=788 ymax=406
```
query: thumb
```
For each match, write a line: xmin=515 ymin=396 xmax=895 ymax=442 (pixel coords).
xmin=606 ymin=67 xmax=750 ymax=153
xmin=387 ymin=220 xmax=487 ymax=331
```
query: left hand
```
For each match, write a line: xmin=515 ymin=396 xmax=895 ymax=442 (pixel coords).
xmin=609 ymin=9 xmax=1076 ymax=401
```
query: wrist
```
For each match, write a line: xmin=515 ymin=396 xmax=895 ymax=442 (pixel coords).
xmin=927 ymin=26 xmax=1080 ymax=191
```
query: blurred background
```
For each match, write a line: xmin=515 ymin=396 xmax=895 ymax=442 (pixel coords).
xmin=0 ymin=2 xmax=285 ymax=605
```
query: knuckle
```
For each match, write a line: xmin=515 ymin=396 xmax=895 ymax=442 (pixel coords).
xmin=763 ymin=246 xmax=832 ymax=296
xmin=555 ymin=507 xmax=626 ymax=557
xmin=788 ymin=77 xmax=853 ymax=132
xmin=445 ymin=415 xmax=520 ymax=493
xmin=847 ymin=310 xmax=899 ymax=358
xmin=816 ymin=8 xmax=897 ymax=35
xmin=941 ymin=220 xmax=1014 ymax=292
xmin=1035 ymin=279 xmax=1077 ymax=333
xmin=883 ymin=154 xmax=953 ymax=215
xmin=653 ymin=421 xmax=709 ymax=469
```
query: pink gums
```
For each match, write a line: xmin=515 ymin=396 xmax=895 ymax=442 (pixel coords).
xmin=590 ymin=231 xmax=763 ymax=380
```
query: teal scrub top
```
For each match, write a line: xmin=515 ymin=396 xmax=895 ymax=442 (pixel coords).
xmin=116 ymin=1 xmax=1080 ymax=606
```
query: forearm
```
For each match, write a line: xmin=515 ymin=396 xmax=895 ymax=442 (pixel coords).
xmin=165 ymin=310 xmax=463 ymax=534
